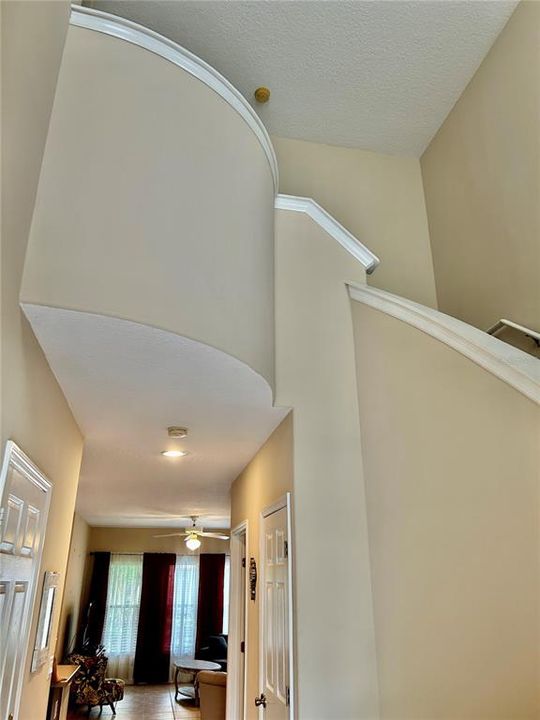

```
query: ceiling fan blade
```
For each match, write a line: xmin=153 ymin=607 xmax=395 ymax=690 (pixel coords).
xmin=153 ymin=532 xmax=187 ymax=538
xmin=199 ymin=532 xmax=230 ymax=540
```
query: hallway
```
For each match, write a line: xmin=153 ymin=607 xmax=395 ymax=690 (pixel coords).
xmin=67 ymin=685 xmax=200 ymax=720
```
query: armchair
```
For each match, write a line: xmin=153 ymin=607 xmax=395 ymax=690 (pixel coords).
xmin=198 ymin=671 xmax=227 ymax=720
xmin=197 ymin=634 xmax=228 ymax=671
xmin=67 ymin=650 xmax=125 ymax=714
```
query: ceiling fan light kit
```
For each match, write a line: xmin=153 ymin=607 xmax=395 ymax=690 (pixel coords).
xmin=185 ymin=534 xmax=202 ymax=550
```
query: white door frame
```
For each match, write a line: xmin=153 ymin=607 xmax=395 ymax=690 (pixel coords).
xmin=258 ymin=492 xmax=295 ymax=719
xmin=226 ymin=520 xmax=249 ymax=720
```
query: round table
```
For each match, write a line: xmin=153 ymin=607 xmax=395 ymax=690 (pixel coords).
xmin=174 ymin=658 xmax=221 ymax=704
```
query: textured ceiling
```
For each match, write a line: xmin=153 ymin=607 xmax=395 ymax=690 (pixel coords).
xmin=24 ymin=306 xmax=287 ymax=527
xmin=90 ymin=0 xmax=517 ymax=156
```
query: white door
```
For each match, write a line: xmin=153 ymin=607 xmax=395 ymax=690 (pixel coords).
xmin=258 ymin=498 xmax=293 ymax=720
xmin=0 ymin=441 xmax=52 ymax=720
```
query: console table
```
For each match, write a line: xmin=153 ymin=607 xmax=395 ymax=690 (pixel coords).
xmin=47 ymin=665 xmax=79 ymax=720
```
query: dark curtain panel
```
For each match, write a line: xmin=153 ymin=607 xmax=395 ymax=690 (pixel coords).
xmin=83 ymin=552 xmax=111 ymax=652
xmin=133 ymin=553 xmax=176 ymax=684
xmin=195 ymin=553 xmax=225 ymax=655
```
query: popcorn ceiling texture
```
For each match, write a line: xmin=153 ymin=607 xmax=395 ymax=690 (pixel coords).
xmin=93 ymin=0 xmax=517 ymax=156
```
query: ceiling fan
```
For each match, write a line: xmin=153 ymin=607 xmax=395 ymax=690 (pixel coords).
xmin=154 ymin=516 xmax=229 ymax=550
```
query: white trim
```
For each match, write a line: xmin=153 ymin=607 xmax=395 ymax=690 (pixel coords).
xmin=275 ymin=194 xmax=380 ymax=274
xmin=258 ymin=492 xmax=296 ymax=720
xmin=349 ymin=283 xmax=540 ymax=404
xmin=69 ymin=5 xmax=278 ymax=192
xmin=227 ymin=521 xmax=248 ymax=720
xmin=285 ymin=493 xmax=296 ymax=720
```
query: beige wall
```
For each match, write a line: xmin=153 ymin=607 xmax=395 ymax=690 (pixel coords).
xmin=421 ymin=1 xmax=540 ymax=355
xmin=22 ymin=24 xmax=276 ymax=388
xmin=230 ymin=413 xmax=294 ymax=720
xmin=56 ymin=514 xmax=90 ymax=659
xmin=273 ymin=136 xmax=437 ymax=309
xmin=1 ymin=3 xmax=84 ymax=718
xmin=352 ymin=301 xmax=540 ymax=718
xmin=274 ymin=211 xmax=379 ymax=719
xmin=88 ymin=526 xmax=230 ymax=556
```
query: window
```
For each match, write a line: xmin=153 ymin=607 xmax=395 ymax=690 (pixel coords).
xmin=171 ymin=555 xmax=200 ymax=660
xmin=222 ymin=555 xmax=230 ymax=634
xmin=102 ymin=553 xmax=143 ymax=681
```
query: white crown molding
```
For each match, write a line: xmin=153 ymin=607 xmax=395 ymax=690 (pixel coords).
xmin=69 ymin=5 xmax=278 ymax=192
xmin=349 ymin=283 xmax=540 ymax=404
xmin=275 ymin=194 xmax=380 ymax=274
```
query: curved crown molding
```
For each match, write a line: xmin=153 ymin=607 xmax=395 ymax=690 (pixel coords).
xmin=69 ymin=5 xmax=278 ymax=192
xmin=275 ymin=194 xmax=380 ymax=274
xmin=349 ymin=283 xmax=540 ymax=404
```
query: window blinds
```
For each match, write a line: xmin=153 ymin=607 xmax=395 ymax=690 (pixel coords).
xmin=102 ymin=554 xmax=143 ymax=682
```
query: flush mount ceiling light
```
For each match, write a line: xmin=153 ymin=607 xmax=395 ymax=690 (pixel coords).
xmin=185 ymin=533 xmax=201 ymax=551
xmin=161 ymin=449 xmax=189 ymax=458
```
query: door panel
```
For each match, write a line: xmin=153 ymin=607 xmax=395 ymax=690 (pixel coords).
xmin=260 ymin=504 xmax=290 ymax=720
xmin=0 ymin=442 xmax=52 ymax=720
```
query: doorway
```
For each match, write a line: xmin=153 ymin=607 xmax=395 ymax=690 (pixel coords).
xmin=226 ymin=521 xmax=248 ymax=720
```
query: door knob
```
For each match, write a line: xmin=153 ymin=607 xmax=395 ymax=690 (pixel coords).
xmin=255 ymin=692 xmax=267 ymax=708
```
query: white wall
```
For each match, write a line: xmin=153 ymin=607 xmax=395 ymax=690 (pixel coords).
xmin=352 ymin=300 xmax=540 ymax=718
xmin=274 ymin=210 xmax=379 ymax=719
xmin=421 ymin=1 xmax=540 ymax=354
xmin=273 ymin=136 xmax=437 ymax=309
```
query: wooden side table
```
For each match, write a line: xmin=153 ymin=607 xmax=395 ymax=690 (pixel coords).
xmin=47 ymin=665 xmax=79 ymax=720
xmin=174 ymin=658 xmax=221 ymax=705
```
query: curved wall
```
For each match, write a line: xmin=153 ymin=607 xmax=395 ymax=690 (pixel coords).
xmin=21 ymin=12 xmax=276 ymax=387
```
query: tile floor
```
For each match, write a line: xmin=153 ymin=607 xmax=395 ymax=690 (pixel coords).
xmin=67 ymin=684 xmax=200 ymax=719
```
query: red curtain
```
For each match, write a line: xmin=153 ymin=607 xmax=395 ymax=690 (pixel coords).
xmin=83 ymin=552 xmax=110 ymax=652
xmin=133 ymin=553 xmax=176 ymax=683
xmin=195 ymin=553 xmax=225 ymax=655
